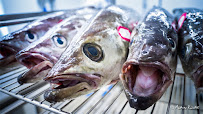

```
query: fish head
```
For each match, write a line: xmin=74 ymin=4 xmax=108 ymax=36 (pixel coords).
xmin=176 ymin=9 xmax=203 ymax=93
xmin=43 ymin=9 xmax=129 ymax=103
xmin=120 ymin=7 xmax=178 ymax=110
xmin=0 ymin=12 xmax=65 ymax=66
xmin=15 ymin=16 xmax=86 ymax=84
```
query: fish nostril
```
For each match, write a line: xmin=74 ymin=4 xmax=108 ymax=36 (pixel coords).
xmin=142 ymin=51 xmax=148 ymax=55
xmin=142 ymin=44 xmax=150 ymax=55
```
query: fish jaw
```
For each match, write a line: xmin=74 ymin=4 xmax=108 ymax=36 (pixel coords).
xmin=44 ymin=73 xmax=101 ymax=102
xmin=120 ymin=59 xmax=172 ymax=110
xmin=0 ymin=44 xmax=18 ymax=66
xmin=192 ymin=66 xmax=203 ymax=93
xmin=16 ymin=52 xmax=53 ymax=84
xmin=17 ymin=61 xmax=53 ymax=84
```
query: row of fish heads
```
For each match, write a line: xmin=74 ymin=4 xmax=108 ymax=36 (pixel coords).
xmin=0 ymin=5 xmax=202 ymax=110
xmin=0 ymin=5 xmax=139 ymax=102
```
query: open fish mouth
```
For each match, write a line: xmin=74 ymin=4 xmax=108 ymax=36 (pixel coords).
xmin=44 ymin=73 xmax=101 ymax=102
xmin=16 ymin=52 xmax=53 ymax=84
xmin=0 ymin=44 xmax=18 ymax=66
xmin=120 ymin=60 xmax=172 ymax=97
xmin=193 ymin=66 xmax=203 ymax=93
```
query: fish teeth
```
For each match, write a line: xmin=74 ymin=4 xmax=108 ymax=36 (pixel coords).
xmin=50 ymin=79 xmax=59 ymax=84
xmin=50 ymin=83 xmax=60 ymax=89
xmin=127 ymin=65 xmax=132 ymax=70
xmin=124 ymin=67 xmax=128 ymax=73
xmin=125 ymin=75 xmax=128 ymax=82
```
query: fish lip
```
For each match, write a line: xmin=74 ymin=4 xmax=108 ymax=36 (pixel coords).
xmin=17 ymin=61 xmax=53 ymax=84
xmin=16 ymin=52 xmax=50 ymax=69
xmin=0 ymin=44 xmax=18 ymax=66
xmin=44 ymin=73 xmax=101 ymax=102
xmin=16 ymin=52 xmax=53 ymax=84
xmin=44 ymin=73 xmax=101 ymax=89
xmin=192 ymin=65 xmax=203 ymax=91
xmin=0 ymin=44 xmax=18 ymax=59
xmin=120 ymin=59 xmax=173 ymax=110
xmin=121 ymin=59 xmax=172 ymax=96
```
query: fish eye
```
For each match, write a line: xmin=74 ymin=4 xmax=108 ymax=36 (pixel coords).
xmin=83 ymin=43 xmax=103 ymax=62
xmin=168 ymin=38 xmax=176 ymax=51
xmin=25 ymin=31 xmax=37 ymax=42
xmin=52 ymin=34 xmax=67 ymax=48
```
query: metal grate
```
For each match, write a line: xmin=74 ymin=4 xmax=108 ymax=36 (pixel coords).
xmin=0 ymin=64 xmax=202 ymax=114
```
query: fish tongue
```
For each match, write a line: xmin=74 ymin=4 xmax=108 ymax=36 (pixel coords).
xmin=133 ymin=66 xmax=159 ymax=95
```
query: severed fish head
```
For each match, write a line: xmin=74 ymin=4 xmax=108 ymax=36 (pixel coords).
xmin=0 ymin=11 xmax=68 ymax=67
xmin=15 ymin=15 xmax=90 ymax=84
xmin=173 ymin=8 xmax=203 ymax=93
xmin=120 ymin=7 xmax=178 ymax=110
xmin=0 ymin=7 xmax=98 ymax=67
xmin=43 ymin=5 xmax=139 ymax=103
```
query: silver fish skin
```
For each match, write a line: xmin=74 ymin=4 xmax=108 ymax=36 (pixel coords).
xmin=43 ymin=5 xmax=140 ymax=103
xmin=0 ymin=6 xmax=97 ymax=67
xmin=120 ymin=7 xmax=178 ymax=110
xmin=15 ymin=13 xmax=95 ymax=85
xmin=173 ymin=8 xmax=203 ymax=93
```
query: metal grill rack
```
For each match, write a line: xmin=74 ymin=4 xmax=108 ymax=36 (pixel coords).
xmin=0 ymin=12 xmax=203 ymax=114
xmin=0 ymin=64 xmax=202 ymax=114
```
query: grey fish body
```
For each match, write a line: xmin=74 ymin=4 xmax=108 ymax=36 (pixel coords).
xmin=120 ymin=7 xmax=178 ymax=110
xmin=15 ymin=13 xmax=95 ymax=84
xmin=173 ymin=8 xmax=203 ymax=93
xmin=0 ymin=7 xmax=97 ymax=66
xmin=43 ymin=5 xmax=140 ymax=103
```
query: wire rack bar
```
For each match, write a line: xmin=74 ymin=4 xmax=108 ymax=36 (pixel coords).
xmin=166 ymin=73 xmax=176 ymax=114
xmin=0 ymin=88 xmax=68 ymax=114
xmin=86 ymin=83 xmax=118 ymax=113
xmin=182 ymin=74 xmax=186 ymax=114
xmin=1 ymin=81 xmax=17 ymax=89
xmin=150 ymin=103 xmax=156 ymax=114
xmin=103 ymin=89 xmax=124 ymax=114
xmin=196 ymin=94 xmax=200 ymax=114
xmin=71 ymin=90 xmax=98 ymax=113
xmin=0 ymin=99 xmax=26 ymax=114
xmin=0 ymin=11 xmax=64 ymax=27
xmin=119 ymin=101 xmax=128 ymax=114
xmin=0 ymin=69 xmax=202 ymax=114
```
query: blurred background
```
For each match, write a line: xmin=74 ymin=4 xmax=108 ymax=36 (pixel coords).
xmin=0 ymin=0 xmax=202 ymax=36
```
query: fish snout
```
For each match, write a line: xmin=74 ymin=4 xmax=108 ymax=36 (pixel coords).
xmin=16 ymin=52 xmax=49 ymax=69
xmin=139 ymin=44 xmax=168 ymax=62
xmin=0 ymin=43 xmax=18 ymax=58
xmin=0 ymin=43 xmax=18 ymax=66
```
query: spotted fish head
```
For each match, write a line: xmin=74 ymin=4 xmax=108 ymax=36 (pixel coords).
xmin=173 ymin=8 xmax=203 ymax=93
xmin=120 ymin=7 xmax=178 ymax=110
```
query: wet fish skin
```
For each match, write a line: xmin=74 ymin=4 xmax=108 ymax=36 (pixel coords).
xmin=0 ymin=6 xmax=97 ymax=67
xmin=43 ymin=5 xmax=140 ymax=103
xmin=120 ymin=7 xmax=178 ymax=110
xmin=0 ymin=12 xmax=66 ymax=66
xmin=16 ymin=14 xmax=94 ymax=84
xmin=173 ymin=8 xmax=203 ymax=93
